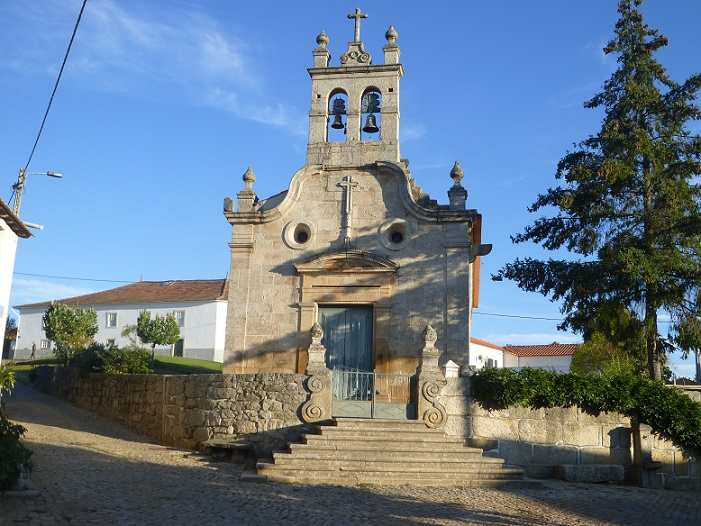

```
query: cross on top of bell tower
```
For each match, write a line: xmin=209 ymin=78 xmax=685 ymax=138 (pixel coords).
xmin=348 ymin=8 xmax=368 ymax=43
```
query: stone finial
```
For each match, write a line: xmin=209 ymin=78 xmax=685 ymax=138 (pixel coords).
xmin=385 ymin=25 xmax=398 ymax=44
xmin=223 ymin=197 xmax=235 ymax=212
xmin=237 ymin=167 xmax=258 ymax=212
xmin=450 ymin=161 xmax=464 ymax=187
xmin=242 ymin=166 xmax=256 ymax=189
xmin=316 ymin=31 xmax=329 ymax=49
xmin=423 ymin=324 xmax=438 ymax=345
xmin=310 ymin=322 xmax=324 ymax=344
xmin=448 ymin=161 xmax=467 ymax=210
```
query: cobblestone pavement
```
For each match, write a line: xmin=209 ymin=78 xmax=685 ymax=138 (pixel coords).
xmin=2 ymin=383 xmax=700 ymax=526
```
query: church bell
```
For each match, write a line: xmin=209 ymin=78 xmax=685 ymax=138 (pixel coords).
xmin=331 ymin=113 xmax=345 ymax=129
xmin=362 ymin=114 xmax=379 ymax=134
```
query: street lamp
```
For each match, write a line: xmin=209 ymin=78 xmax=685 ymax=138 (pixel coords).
xmin=12 ymin=168 xmax=62 ymax=218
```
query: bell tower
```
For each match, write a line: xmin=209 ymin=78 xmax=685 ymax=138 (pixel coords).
xmin=306 ymin=8 xmax=403 ymax=167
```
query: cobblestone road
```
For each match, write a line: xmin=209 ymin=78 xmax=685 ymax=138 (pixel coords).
xmin=2 ymin=382 xmax=700 ymax=525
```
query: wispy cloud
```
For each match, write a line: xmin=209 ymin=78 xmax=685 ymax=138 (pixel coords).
xmin=401 ymin=122 xmax=427 ymax=142
xmin=0 ymin=0 xmax=304 ymax=131
xmin=10 ymin=279 xmax=96 ymax=307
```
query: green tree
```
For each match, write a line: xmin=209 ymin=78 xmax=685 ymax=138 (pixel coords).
xmin=672 ymin=313 xmax=701 ymax=383
xmin=42 ymin=302 xmax=98 ymax=365
xmin=495 ymin=0 xmax=701 ymax=381
xmin=136 ymin=310 xmax=180 ymax=366
xmin=571 ymin=302 xmax=646 ymax=376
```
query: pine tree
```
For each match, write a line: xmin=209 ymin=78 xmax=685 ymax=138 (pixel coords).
xmin=495 ymin=0 xmax=701 ymax=380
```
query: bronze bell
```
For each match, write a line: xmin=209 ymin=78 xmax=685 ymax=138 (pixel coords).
xmin=362 ymin=114 xmax=379 ymax=134
xmin=331 ymin=113 xmax=345 ymax=129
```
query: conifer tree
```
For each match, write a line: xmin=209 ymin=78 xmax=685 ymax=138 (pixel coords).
xmin=495 ymin=0 xmax=701 ymax=380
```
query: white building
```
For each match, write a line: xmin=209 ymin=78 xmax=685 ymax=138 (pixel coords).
xmin=0 ymin=198 xmax=32 ymax=360
xmin=13 ymin=279 xmax=228 ymax=362
xmin=469 ymin=337 xmax=505 ymax=370
xmin=503 ymin=343 xmax=577 ymax=373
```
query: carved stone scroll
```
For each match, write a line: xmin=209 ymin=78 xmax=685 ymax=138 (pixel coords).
xmin=301 ymin=322 xmax=332 ymax=423
xmin=416 ymin=324 xmax=448 ymax=429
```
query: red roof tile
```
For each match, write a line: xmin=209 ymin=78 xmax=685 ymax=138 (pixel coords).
xmin=16 ymin=279 xmax=228 ymax=309
xmin=504 ymin=343 xmax=579 ymax=357
xmin=470 ymin=337 xmax=505 ymax=351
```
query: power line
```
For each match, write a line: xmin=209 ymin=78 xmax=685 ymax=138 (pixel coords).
xmin=474 ymin=311 xmax=563 ymax=321
xmin=13 ymin=272 xmax=135 ymax=284
xmin=18 ymin=0 xmax=88 ymax=180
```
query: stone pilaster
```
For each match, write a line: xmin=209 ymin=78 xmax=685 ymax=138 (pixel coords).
xmin=301 ymin=323 xmax=332 ymax=423
xmin=416 ymin=325 xmax=448 ymax=429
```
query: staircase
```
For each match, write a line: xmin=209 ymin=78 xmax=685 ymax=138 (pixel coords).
xmin=244 ymin=419 xmax=540 ymax=487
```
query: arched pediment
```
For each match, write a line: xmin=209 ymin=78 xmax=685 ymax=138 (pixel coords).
xmin=295 ymin=250 xmax=398 ymax=275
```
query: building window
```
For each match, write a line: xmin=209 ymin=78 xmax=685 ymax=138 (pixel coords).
xmin=174 ymin=310 xmax=185 ymax=327
xmin=40 ymin=339 xmax=51 ymax=350
xmin=106 ymin=312 xmax=118 ymax=328
xmin=106 ymin=338 xmax=116 ymax=348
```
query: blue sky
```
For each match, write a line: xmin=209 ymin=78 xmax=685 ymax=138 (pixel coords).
xmin=2 ymin=1 xmax=700 ymax=378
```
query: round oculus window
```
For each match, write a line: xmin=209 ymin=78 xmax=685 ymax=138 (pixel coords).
xmin=283 ymin=221 xmax=315 ymax=250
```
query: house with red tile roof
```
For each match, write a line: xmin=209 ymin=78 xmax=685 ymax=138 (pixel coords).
xmin=469 ymin=337 xmax=505 ymax=370
xmin=13 ymin=279 xmax=228 ymax=362
xmin=503 ymin=343 xmax=579 ymax=373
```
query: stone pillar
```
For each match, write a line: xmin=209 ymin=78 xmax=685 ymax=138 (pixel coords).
xmin=301 ymin=323 xmax=333 ymax=423
xmin=416 ymin=325 xmax=448 ymax=428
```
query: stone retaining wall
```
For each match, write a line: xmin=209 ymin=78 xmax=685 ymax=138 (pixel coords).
xmin=34 ymin=367 xmax=310 ymax=455
xmin=34 ymin=367 xmax=700 ymax=483
xmin=441 ymin=377 xmax=700 ymax=484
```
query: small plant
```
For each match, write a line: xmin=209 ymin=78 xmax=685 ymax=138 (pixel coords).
xmin=0 ymin=363 xmax=34 ymax=491
xmin=0 ymin=412 xmax=34 ymax=490
xmin=0 ymin=363 xmax=15 ymax=404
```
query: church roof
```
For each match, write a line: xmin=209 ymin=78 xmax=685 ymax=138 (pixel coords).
xmin=15 ymin=279 xmax=228 ymax=309
xmin=503 ymin=343 xmax=579 ymax=357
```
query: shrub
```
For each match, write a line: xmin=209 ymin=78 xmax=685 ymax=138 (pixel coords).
xmin=101 ymin=345 xmax=151 ymax=375
xmin=71 ymin=342 xmax=152 ymax=375
xmin=0 ymin=411 xmax=34 ymax=490
xmin=472 ymin=368 xmax=701 ymax=450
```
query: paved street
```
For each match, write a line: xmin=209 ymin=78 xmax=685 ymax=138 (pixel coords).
xmin=2 ymin=381 xmax=700 ymax=526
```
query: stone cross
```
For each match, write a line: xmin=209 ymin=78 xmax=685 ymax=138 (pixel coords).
xmin=348 ymin=8 xmax=368 ymax=42
xmin=338 ymin=175 xmax=359 ymax=246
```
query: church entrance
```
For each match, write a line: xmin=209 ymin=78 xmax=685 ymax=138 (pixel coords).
xmin=319 ymin=305 xmax=414 ymax=419
xmin=318 ymin=305 xmax=373 ymax=372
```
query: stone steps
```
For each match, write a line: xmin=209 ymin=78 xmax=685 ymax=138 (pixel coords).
xmin=248 ymin=418 xmax=541 ymax=488
xmin=284 ymin=445 xmax=494 ymax=462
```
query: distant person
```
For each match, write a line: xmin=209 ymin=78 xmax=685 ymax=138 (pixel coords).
xmin=31 ymin=342 xmax=36 ymax=360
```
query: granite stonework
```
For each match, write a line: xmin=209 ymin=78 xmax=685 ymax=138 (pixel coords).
xmin=34 ymin=366 xmax=310 ymax=455
xmin=34 ymin=367 xmax=700 ymax=485
xmin=441 ymin=376 xmax=701 ymax=484
xmin=222 ymin=13 xmax=491 ymax=376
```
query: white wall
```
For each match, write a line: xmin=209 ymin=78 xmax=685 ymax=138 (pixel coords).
xmin=468 ymin=340 xmax=504 ymax=370
xmin=0 ymin=220 xmax=19 ymax=343
xmin=14 ymin=300 xmax=228 ymax=362
xmin=503 ymin=353 xmax=572 ymax=373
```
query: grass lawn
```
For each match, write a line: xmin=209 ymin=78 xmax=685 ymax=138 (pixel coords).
xmin=152 ymin=356 xmax=222 ymax=375
xmin=3 ymin=355 xmax=222 ymax=376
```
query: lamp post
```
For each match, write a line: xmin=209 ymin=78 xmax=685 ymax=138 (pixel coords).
xmin=12 ymin=168 xmax=62 ymax=218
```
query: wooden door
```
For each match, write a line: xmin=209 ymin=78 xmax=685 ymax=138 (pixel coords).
xmin=318 ymin=305 xmax=373 ymax=372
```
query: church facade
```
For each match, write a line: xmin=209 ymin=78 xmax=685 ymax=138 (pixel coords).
xmin=223 ymin=10 xmax=490 ymax=379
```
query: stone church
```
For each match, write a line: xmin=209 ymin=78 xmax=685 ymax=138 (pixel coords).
xmin=223 ymin=9 xmax=490 ymax=383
